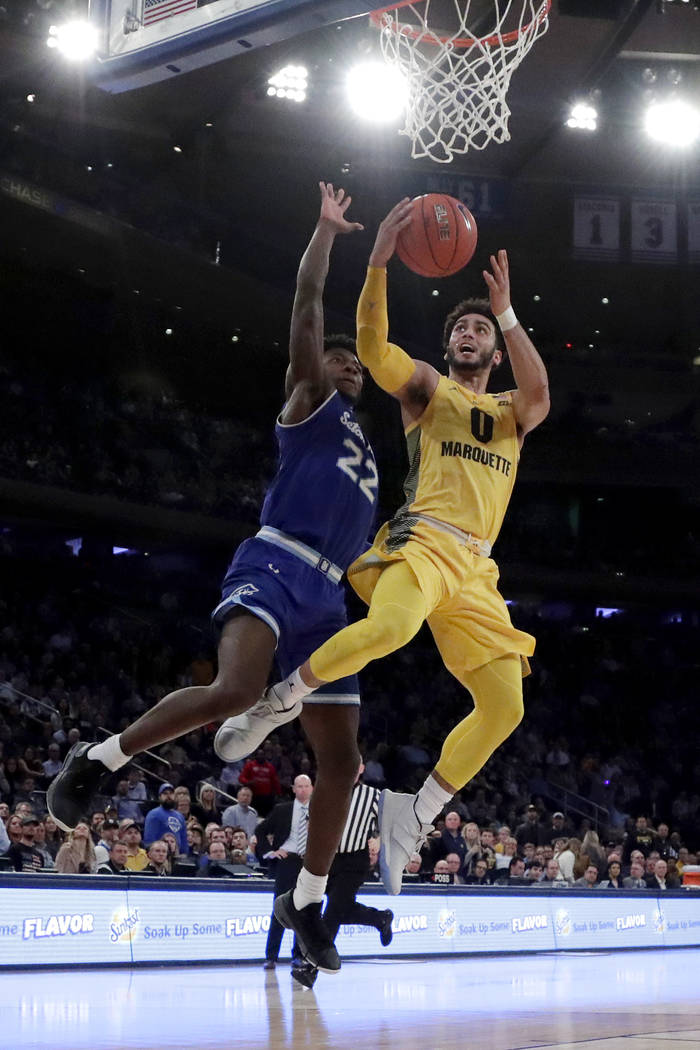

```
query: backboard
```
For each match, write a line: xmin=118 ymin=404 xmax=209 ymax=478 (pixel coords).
xmin=90 ymin=0 xmax=373 ymax=92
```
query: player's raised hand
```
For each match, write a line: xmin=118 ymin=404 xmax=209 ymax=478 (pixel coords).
xmin=369 ymin=197 xmax=414 ymax=268
xmin=482 ymin=249 xmax=511 ymax=317
xmin=318 ymin=181 xmax=364 ymax=234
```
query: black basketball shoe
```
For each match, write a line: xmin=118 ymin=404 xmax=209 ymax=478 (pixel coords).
xmin=273 ymin=890 xmax=340 ymax=973
xmin=378 ymin=909 xmax=394 ymax=947
xmin=47 ymin=741 xmax=109 ymax=832
xmin=291 ymin=960 xmax=318 ymax=989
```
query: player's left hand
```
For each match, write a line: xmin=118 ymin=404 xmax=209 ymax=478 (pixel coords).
xmin=482 ymin=249 xmax=511 ymax=317
xmin=318 ymin=181 xmax=364 ymax=235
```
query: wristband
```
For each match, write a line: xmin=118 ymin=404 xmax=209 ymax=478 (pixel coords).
xmin=496 ymin=306 xmax=518 ymax=332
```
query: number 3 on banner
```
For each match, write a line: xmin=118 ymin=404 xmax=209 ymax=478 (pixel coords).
xmin=336 ymin=438 xmax=378 ymax=503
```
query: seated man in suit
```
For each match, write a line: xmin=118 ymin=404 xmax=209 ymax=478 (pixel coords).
xmin=255 ymin=774 xmax=312 ymax=970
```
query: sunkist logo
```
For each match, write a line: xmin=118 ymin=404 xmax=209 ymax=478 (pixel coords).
xmin=110 ymin=907 xmax=140 ymax=944
xmin=437 ymin=910 xmax=457 ymax=938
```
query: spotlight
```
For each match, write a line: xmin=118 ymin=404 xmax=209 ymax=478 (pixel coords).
xmin=346 ymin=61 xmax=408 ymax=123
xmin=645 ymin=99 xmax=700 ymax=147
xmin=46 ymin=21 xmax=98 ymax=61
xmin=566 ymin=101 xmax=598 ymax=131
xmin=267 ymin=64 xmax=308 ymax=103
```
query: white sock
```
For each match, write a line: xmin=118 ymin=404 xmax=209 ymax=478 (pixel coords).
xmin=293 ymin=867 xmax=328 ymax=910
xmin=268 ymin=667 xmax=314 ymax=710
xmin=87 ymin=735 xmax=130 ymax=772
xmin=414 ymin=774 xmax=453 ymax=825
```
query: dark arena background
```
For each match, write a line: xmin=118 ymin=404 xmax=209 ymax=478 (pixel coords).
xmin=1 ymin=0 xmax=700 ymax=1047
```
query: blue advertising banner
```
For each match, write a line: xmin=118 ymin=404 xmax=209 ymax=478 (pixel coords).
xmin=2 ymin=875 xmax=700 ymax=968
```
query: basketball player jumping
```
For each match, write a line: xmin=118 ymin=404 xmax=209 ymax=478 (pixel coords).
xmin=48 ymin=183 xmax=375 ymax=972
xmin=227 ymin=196 xmax=550 ymax=896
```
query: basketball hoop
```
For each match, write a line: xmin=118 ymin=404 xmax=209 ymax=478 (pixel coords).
xmin=369 ymin=0 xmax=551 ymax=163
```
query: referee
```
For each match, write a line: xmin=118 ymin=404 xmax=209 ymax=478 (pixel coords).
xmin=293 ymin=763 xmax=393 ymax=988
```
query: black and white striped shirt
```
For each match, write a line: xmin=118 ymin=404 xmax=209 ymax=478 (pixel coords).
xmin=338 ymin=782 xmax=379 ymax=854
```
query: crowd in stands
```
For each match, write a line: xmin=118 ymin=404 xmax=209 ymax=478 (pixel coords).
xmin=0 ymin=353 xmax=273 ymax=520
xmin=1 ymin=533 xmax=698 ymax=888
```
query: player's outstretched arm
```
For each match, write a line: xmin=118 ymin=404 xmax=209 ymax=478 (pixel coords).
xmin=286 ymin=182 xmax=363 ymax=402
xmin=357 ymin=199 xmax=438 ymax=420
xmin=483 ymin=250 xmax=550 ymax=439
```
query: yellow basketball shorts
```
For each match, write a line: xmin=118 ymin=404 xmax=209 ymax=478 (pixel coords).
xmin=348 ymin=518 xmax=534 ymax=680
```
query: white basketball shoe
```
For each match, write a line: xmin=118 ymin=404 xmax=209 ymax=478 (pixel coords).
xmin=378 ymin=789 xmax=434 ymax=896
xmin=214 ymin=689 xmax=302 ymax=762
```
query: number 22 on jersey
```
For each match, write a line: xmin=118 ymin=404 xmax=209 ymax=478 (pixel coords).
xmin=336 ymin=438 xmax=378 ymax=503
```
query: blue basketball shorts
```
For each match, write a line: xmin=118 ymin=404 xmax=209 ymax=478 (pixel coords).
xmin=212 ymin=536 xmax=360 ymax=706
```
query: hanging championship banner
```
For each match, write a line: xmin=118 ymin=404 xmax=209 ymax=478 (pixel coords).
xmin=572 ymin=197 xmax=620 ymax=260
xmin=631 ymin=200 xmax=677 ymax=264
xmin=687 ymin=201 xmax=700 ymax=264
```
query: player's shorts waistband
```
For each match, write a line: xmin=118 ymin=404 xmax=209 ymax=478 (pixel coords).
xmin=256 ymin=527 xmax=344 ymax=584
xmin=415 ymin=514 xmax=492 ymax=558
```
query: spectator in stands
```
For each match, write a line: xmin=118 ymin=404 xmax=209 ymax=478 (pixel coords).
xmin=90 ymin=812 xmax=106 ymax=842
xmin=227 ymin=827 xmax=257 ymax=867
xmin=55 ymin=822 xmax=97 ymax=874
xmin=463 ymin=858 xmax=490 ymax=885
xmin=646 ymin=858 xmax=677 ymax=890
xmin=555 ymin=838 xmax=580 ymax=882
xmin=238 ymin=750 xmax=281 ymax=817
xmin=494 ymin=856 xmax=527 ymax=885
xmin=190 ymin=783 xmax=221 ymax=828
xmin=541 ymin=857 xmax=568 ymax=885
xmin=6 ymin=816 xmax=45 ymax=871
xmin=186 ymin=822 xmax=205 ymax=858
xmin=126 ymin=767 xmax=147 ymax=817
xmin=403 ymin=853 xmax=422 ymax=883
xmin=221 ymin=785 xmax=258 ymax=839
xmin=94 ymin=818 xmax=121 ymax=866
xmin=42 ymin=816 xmax=63 ymax=858
xmin=143 ymin=783 xmax=187 ymax=853
xmin=0 ymin=813 xmax=10 ymax=854
xmin=431 ymin=859 xmax=453 ymax=884
xmin=461 ymin=821 xmax=483 ymax=875
xmin=599 ymin=859 xmax=623 ymax=888
xmin=142 ymin=840 xmax=170 ymax=876
xmin=120 ymin=820 xmax=149 ymax=872
xmin=494 ymin=836 xmax=518 ymax=872
xmin=574 ymin=864 xmax=599 ymax=888
xmin=434 ymin=811 xmax=467 ymax=865
xmin=525 ymin=860 xmax=543 ymax=882
xmin=494 ymin=825 xmax=511 ymax=854
xmin=201 ymin=840 xmax=229 ymax=874
xmin=6 ymin=813 xmax=23 ymax=846
xmin=580 ymin=830 xmax=607 ymax=873
xmin=98 ymin=840 xmax=129 ymax=875
xmin=445 ymin=853 xmax=465 ymax=884
xmin=654 ymin=822 xmax=676 ymax=860
xmin=547 ymin=811 xmax=573 ymax=843
xmin=622 ymin=860 xmax=647 ymax=889
xmin=173 ymin=786 xmax=192 ymax=821
xmin=162 ymin=831 xmax=181 ymax=867
xmin=32 ymin=819 xmax=55 ymax=869
xmin=112 ymin=778 xmax=144 ymax=823
xmin=515 ymin=804 xmax=546 ymax=850
xmin=41 ymin=743 xmax=63 ymax=781
xmin=623 ymin=815 xmax=656 ymax=861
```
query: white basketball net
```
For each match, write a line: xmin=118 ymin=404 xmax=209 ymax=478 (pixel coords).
xmin=372 ymin=0 xmax=551 ymax=163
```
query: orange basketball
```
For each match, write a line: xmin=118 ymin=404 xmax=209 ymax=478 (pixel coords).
xmin=396 ymin=193 xmax=478 ymax=278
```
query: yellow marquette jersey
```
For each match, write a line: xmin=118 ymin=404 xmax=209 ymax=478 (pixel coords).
xmin=395 ymin=374 xmax=518 ymax=548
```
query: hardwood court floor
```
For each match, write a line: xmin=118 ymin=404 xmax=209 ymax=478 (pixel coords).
xmin=4 ymin=948 xmax=700 ymax=1050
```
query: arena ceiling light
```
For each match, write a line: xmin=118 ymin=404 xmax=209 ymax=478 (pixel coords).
xmin=346 ymin=61 xmax=408 ymax=124
xmin=46 ymin=20 xmax=98 ymax=61
xmin=267 ymin=65 xmax=308 ymax=102
xmin=565 ymin=102 xmax=598 ymax=131
xmin=644 ymin=98 xmax=700 ymax=147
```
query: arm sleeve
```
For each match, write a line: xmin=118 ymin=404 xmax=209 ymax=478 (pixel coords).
xmin=356 ymin=266 xmax=416 ymax=394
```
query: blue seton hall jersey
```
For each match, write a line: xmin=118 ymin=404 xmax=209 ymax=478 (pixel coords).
xmin=260 ymin=390 xmax=377 ymax=571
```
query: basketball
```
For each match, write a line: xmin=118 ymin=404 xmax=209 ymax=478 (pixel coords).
xmin=396 ymin=193 xmax=478 ymax=278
